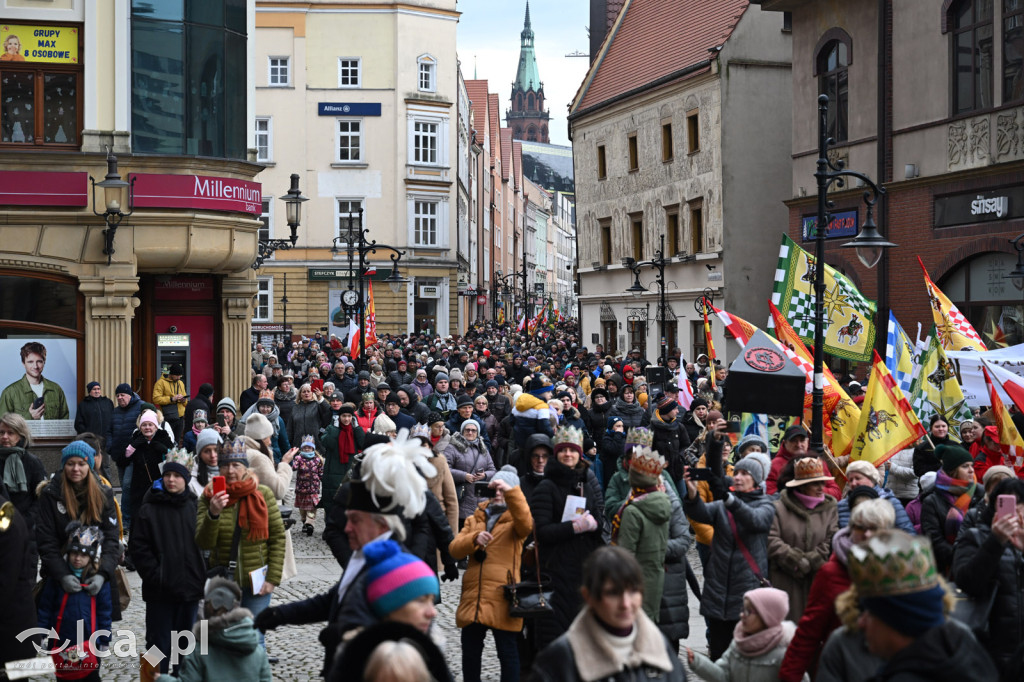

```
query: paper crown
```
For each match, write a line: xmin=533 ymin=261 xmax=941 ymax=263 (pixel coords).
xmin=65 ymin=521 xmax=102 ymax=558
xmin=161 ymin=446 xmax=194 ymax=471
xmin=222 ymin=437 xmax=249 ymax=462
xmin=848 ymin=530 xmax=940 ymax=598
xmin=554 ymin=425 xmax=584 ymax=452
xmin=300 ymin=435 xmax=316 ymax=449
xmin=630 ymin=446 xmax=666 ymax=479
xmin=625 ymin=426 xmax=654 ymax=449
xmin=410 ymin=423 xmax=431 ymax=441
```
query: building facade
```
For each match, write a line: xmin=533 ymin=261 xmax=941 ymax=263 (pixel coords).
xmin=253 ymin=0 xmax=459 ymax=342
xmin=571 ymin=0 xmax=791 ymax=362
xmin=757 ymin=0 xmax=1024 ymax=357
xmin=0 ymin=0 xmax=261 ymax=447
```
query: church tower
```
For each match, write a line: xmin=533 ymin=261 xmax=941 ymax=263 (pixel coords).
xmin=507 ymin=2 xmax=550 ymax=143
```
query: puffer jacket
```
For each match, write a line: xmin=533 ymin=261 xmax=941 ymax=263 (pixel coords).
xmin=836 ymin=485 xmax=915 ymax=534
xmin=512 ymin=392 xmax=555 ymax=448
xmin=952 ymin=520 xmax=1024 ymax=674
xmin=615 ymin=489 xmax=671 ymax=621
xmin=128 ymin=482 xmax=206 ymax=603
xmin=108 ymin=392 xmax=143 ymax=458
xmin=153 ymin=374 xmax=187 ymax=418
xmin=444 ymin=433 xmax=496 ymax=520
xmin=399 ymin=384 xmax=431 ymax=424
xmin=658 ymin=481 xmax=693 ymax=642
xmin=691 ymin=621 xmax=797 ymax=682
xmin=608 ymin=397 xmax=649 ymax=430
xmin=37 ymin=578 xmax=113 ymax=648
xmin=649 ymin=410 xmax=689 ymax=483
xmin=767 ymin=489 xmax=838 ymax=621
xmin=35 ymin=472 xmax=122 ymax=583
xmin=158 ymin=607 xmax=271 ymax=681
xmin=195 ymin=483 xmax=286 ymax=590
xmin=683 ymin=489 xmax=775 ymax=621
xmin=449 ymin=486 xmax=533 ymax=631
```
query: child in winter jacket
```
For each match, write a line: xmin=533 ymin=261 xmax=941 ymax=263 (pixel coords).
xmin=291 ymin=435 xmax=324 ymax=536
xmin=37 ymin=522 xmax=113 ymax=681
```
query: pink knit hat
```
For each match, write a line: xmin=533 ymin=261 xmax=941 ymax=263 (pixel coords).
xmin=744 ymin=587 xmax=789 ymax=628
xmin=139 ymin=410 xmax=159 ymax=427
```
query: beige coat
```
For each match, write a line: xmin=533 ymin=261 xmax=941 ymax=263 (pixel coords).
xmin=767 ymin=488 xmax=838 ymax=620
xmin=244 ymin=437 xmax=297 ymax=582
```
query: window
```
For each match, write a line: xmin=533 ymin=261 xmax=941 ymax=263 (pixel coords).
xmin=951 ymin=0 xmax=993 ymax=114
xmin=1004 ymin=0 xmax=1024 ymax=102
xmin=599 ymin=219 xmax=612 ymax=265
xmin=417 ymin=54 xmax=436 ymax=92
xmin=413 ymin=120 xmax=439 ymax=164
xmin=686 ymin=110 xmax=700 ymax=153
xmin=255 ymin=117 xmax=272 ymax=162
xmin=630 ymin=214 xmax=644 ymax=261
xmin=259 ymin=198 xmax=272 ymax=241
xmin=627 ymin=133 xmax=639 ymax=171
xmin=666 ymin=208 xmax=680 ymax=255
xmin=628 ymin=319 xmax=646 ymax=354
xmin=337 ymin=119 xmax=362 ymax=162
xmin=817 ymin=39 xmax=850 ymax=142
xmin=0 ymin=28 xmax=83 ymax=147
xmin=662 ymin=122 xmax=674 ymax=161
xmin=689 ymin=200 xmax=704 ymax=254
xmin=335 ymin=199 xmax=363 ymax=241
xmin=597 ymin=145 xmax=607 ymax=179
xmin=253 ymin=277 xmax=272 ymax=321
xmin=413 ymin=200 xmax=439 ymax=246
xmin=691 ymin=320 xmax=708 ymax=362
xmin=338 ymin=58 xmax=360 ymax=88
xmin=269 ymin=57 xmax=290 ymax=86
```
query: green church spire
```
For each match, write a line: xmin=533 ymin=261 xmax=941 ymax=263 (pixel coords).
xmin=514 ymin=1 xmax=541 ymax=93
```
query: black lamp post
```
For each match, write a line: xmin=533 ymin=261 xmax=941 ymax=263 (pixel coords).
xmin=622 ymin=234 xmax=669 ymax=368
xmin=331 ymin=208 xmax=406 ymax=369
xmin=811 ymin=93 xmax=897 ymax=454
xmin=252 ymin=173 xmax=308 ymax=270
xmin=494 ymin=269 xmax=516 ymax=322
xmin=91 ymin=150 xmax=136 ymax=266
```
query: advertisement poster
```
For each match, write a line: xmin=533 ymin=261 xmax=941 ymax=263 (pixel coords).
xmin=0 ymin=338 xmax=77 ymax=437
xmin=0 ymin=25 xmax=79 ymax=64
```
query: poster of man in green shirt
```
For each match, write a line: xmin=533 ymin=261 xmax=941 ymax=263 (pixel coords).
xmin=0 ymin=341 xmax=70 ymax=421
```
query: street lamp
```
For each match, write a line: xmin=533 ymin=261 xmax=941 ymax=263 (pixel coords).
xmin=331 ymin=208 xmax=406 ymax=368
xmin=91 ymin=149 xmax=135 ymax=265
xmin=494 ymin=269 xmax=517 ymax=321
xmin=622 ymin=234 xmax=669 ymax=367
xmin=252 ymin=173 xmax=308 ymax=269
xmin=811 ymin=93 xmax=896 ymax=454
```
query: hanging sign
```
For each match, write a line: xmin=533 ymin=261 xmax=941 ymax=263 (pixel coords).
xmin=0 ymin=24 xmax=79 ymax=63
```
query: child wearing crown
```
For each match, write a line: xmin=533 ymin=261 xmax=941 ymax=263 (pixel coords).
xmin=291 ymin=435 xmax=324 ymax=536
xmin=36 ymin=522 xmax=113 ymax=680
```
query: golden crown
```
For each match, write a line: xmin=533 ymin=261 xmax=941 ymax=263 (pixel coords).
xmin=848 ymin=530 xmax=940 ymax=598
xmin=625 ymin=426 xmax=653 ymax=449
xmin=630 ymin=446 xmax=666 ymax=479
xmin=162 ymin=446 xmax=194 ymax=471
xmin=554 ymin=425 xmax=584 ymax=450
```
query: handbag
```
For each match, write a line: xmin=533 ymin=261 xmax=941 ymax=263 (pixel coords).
xmin=114 ymin=565 xmax=131 ymax=610
xmin=503 ymin=540 xmax=554 ymax=617
xmin=51 ymin=591 xmax=100 ymax=680
xmin=206 ymin=510 xmax=243 ymax=581
xmin=727 ymin=510 xmax=771 ymax=588
xmin=951 ymin=582 xmax=999 ymax=639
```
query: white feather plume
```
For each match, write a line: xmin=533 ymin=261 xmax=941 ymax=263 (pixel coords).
xmin=359 ymin=428 xmax=437 ymax=518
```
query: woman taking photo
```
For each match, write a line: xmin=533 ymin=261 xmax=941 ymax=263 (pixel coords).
xmin=529 ymin=546 xmax=685 ymax=682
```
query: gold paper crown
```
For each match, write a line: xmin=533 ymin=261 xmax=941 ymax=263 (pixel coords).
xmin=162 ymin=446 xmax=194 ymax=471
xmin=223 ymin=437 xmax=248 ymax=458
xmin=847 ymin=530 xmax=940 ymax=598
xmin=554 ymin=425 xmax=584 ymax=451
xmin=625 ymin=426 xmax=653 ymax=449
xmin=630 ymin=446 xmax=666 ymax=478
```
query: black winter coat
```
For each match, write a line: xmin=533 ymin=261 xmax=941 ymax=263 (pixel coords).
xmin=600 ymin=430 xmax=626 ymax=489
xmin=681 ymin=410 xmax=704 ymax=444
xmin=921 ymin=485 xmax=981 ymax=576
xmin=531 ymin=457 xmax=605 ymax=650
xmin=650 ymin=413 xmax=689 ymax=485
xmin=419 ymin=490 xmax=457 ymax=579
xmin=608 ymin=397 xmax=649 ymax=430
xmin=119 ymin=428 xmax=174 ymax=523
xmin=183 ymin=393 xmax=213 ymax=431
xmin=0 ymin=446 xmax=46 ymax=529
xmin=35 ymin=473 xmax=121 ymax=583
xmin=399 ymin=384 xmax=432 ymax=424
xmin=75 ymin=394 xmax=114 ymax=439
xmin=866 ymin=620 xmax=997 ymax=681
xmin=913 ymin=436 xmax=950 ymax=478
xmin=659 ymin=483 xmax=693 ymax=642
xmin=585 ymin=400 xmax=613 ymax=438
xmin=128 ymin=484 xmax=206 ymax=603
xmin=108 ymin=393 xmax=143 ymax=459
xmin=0 ymin=492 xmax=38 ymax=666
xmin=528 ymin=622 xmax=686 ymax=682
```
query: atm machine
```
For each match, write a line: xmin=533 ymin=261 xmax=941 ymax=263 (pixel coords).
xmin=156 ymin=333 xmax=191 ymax=385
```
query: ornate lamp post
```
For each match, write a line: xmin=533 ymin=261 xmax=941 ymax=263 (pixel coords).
xmin=91 ymin=150 xmax=136 ymax=266
xmin=252 ymin=173 xmax=308 ymax=270
xmin=622 ymin=234 xmax=669 ymax=367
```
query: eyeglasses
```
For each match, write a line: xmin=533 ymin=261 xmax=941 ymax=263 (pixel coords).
xmin=850 ymin=523 xmax=879 ymax=533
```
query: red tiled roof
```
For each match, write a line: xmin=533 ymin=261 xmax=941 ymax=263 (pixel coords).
xmin=465 ymin=79 xmax=490 ymax=147
xmin=488 ymin=93 xmax=501 ymax=165
xmin=606 ymin=0 xmax=626 ymax=32
xmin=572 ymin=0 xmax=749 ymax=114
xmin=500 ymin=128 xmax=513 ymax=182
xmin=513 ymin=141 xmax=523 ymax=192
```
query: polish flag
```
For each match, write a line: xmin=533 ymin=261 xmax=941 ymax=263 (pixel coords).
xmin=983 ymin=359 xmax=1024 ymax=413
xmin=678 ymin=373 xmax=695 ymax=411
xmin=364 ymin=266 xmax=377 ymax=276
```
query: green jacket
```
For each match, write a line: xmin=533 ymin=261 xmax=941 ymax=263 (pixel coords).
xmin=0 ymin=375 xmax=69 ymax=420
xmin=195 ymin=485 xmax=286 ymax=590
xmin=319 ymin=421 xmax=365 ymax=512
xmin=157 ymin=609 xmax=271 ymax=682
xmin=616 ymin=490 xmax=671 ymax=621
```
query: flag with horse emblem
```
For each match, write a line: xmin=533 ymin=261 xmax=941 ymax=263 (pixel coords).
xmin=909 ymin=330 xmax=973 ymax=442
xmin=770 ymin=233 xmax=877 ymax=361
xmin=851 ymin=351 xmax=927 ymax=466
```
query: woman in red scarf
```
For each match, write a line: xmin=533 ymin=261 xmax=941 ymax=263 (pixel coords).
xmin=319 ymin=404 xmax=365 ymax=518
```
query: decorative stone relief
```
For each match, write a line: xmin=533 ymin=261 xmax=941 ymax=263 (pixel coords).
xmin=948 ymin=116 xmax=990 ymax=170
xmin=970 ymin=118 xmax=989 ymax=162
xmin=996 ymin=110 xmax=1019 ymax=160
xmin=948 ymin=120 xmax=967 ymax=166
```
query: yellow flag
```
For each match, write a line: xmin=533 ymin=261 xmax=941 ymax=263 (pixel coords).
xmin=851 ymin=351 xmax=927 ymax=466
xmin=918 ymin=257 xmax=986 ymax=351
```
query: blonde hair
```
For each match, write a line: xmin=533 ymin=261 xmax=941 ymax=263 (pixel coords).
xmin=363 ymin=641 xmax=430 ymax=682
xmin=0 ymin=412 xmax=32 ymax=447
xmin=849 ymin=498 xmax=896 ymax=530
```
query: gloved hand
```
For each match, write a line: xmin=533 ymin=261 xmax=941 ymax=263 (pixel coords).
xmin=572 ymin=512 xmax=598 ymax=534
xmin=84 ymin=574 xmax=105 ymax=596
xmin=442 ymin=563 xmax=460 ymax=582
xmin=797 ymin=556 xmax=812 ymax=576
xmin=254 ymin=606 xmax=283 ymax=632
xmin=60 ymin=575 xmax=83 ymax=593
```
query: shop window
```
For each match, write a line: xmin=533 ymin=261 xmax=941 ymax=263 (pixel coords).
xmin=628 ymin=319 xmax=646 ymax=353
xmin=950 ymin=0 xmax=994 ymax=114
xmin=601 ymin=320 xmax=618 ymax=355
xmin=816 ymin=36 xmax=850 ymax=142
xmin=691 ymin=320 xmax=708 ymax=363
xmin=0 ymin=24 xmax=83 ymax=148
xmin=939 ymin=251 xmax=1024 ymax=346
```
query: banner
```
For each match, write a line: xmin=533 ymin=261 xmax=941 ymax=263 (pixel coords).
xmin=713 ymin=305 xmax=760 ymax=347
xmin=0 ymin=338 xmax=77 ymax=437
xmin=946 ymin=344 xmax=1024 ymax=406
xmin=770 ymin=233 xmax=877 ymax=361
xmin=0 ymin=24 xmax=78 ymax=64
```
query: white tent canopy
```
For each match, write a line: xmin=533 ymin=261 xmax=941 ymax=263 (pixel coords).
xmin=948 ymin=344 xmax=1024 ymax=407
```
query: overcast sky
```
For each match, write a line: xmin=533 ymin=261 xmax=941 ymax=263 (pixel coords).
xmin=456 ymin=0 xmax=592 ymax=147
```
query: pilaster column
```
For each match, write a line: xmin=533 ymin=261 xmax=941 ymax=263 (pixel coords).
xmin=222 ymin=273 xmax=258 ymax=401
xmin=79 ymin=275 xmax=140 ymax=392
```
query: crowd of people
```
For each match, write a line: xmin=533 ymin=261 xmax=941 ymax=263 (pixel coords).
xmin=0 ymin=319 xmax=1021 ymax=681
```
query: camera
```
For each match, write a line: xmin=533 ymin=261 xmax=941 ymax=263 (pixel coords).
xmin=689 ymin=467 xmax=715 ymax=481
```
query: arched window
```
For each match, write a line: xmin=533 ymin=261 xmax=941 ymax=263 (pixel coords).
xmin=516 ymin=93 xmax=523 ymax=109
xmin=417 ymin=54 xmax=436 ymax=92
xmin=527 ymin=93 xmax=535 ymax=110
xmin=527 ymin=125 xmax=536 ymax=141
xmin=815 ymin=33 xmax=850 ymax=143
xmin=946 ymin=0 xmax=993 ymax=113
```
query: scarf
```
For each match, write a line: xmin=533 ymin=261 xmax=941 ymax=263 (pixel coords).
xmin=792 ymin=489 xmax=826 ymax=509
xmin=610 ymin=485 xmax=657 ymax=544
xmin=832 ymin=526 xmax=854 ymax=567
xmin=732 ymin=619 xmax=786 ymax=658
xmin=1 ymin=448 xmax=28 ymax=494
xmin=935 ymin=469 xmax=975 ymax=544
xmin=204 ymin=476 xmax=269 ymax=542
xmin=337 ymin=423 xmax=356 ymax=464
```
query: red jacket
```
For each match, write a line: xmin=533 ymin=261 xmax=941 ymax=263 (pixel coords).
xmin=356 ymin=405 xmax=379 ymax=433
xmin=766 ymin=448 xmax=842 ymax=499
xmin=778 ymin=552 xmax=851 ymax=681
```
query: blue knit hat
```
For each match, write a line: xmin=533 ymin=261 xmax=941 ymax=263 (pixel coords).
xmin=61 ymin=440 xmax=95 ymax=469
xmin=364 ymin=539 xmax=439 ymax=617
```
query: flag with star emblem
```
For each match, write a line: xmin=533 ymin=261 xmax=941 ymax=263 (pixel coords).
xmin=769 ymin=234 xmax=877 ymax=361
xmin=851 ymin=351 xmax=927 ymax=466
xmin=909 ymin=330 xmax=974 ymax=442
xmin=917 ymin=256 xmax=987 ymax=351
